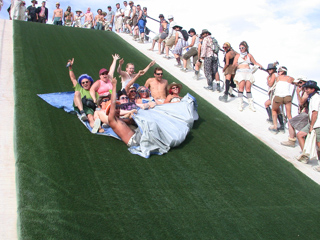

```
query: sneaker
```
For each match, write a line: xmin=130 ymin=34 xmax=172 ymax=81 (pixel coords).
xmin=91 ymin=118 xmax=101 ymax=133
xmin=219 ymin=94 xmax=228 ymax=103
xmin=216 ymin=85 xmax=221 ymax=92
xmin=268 ymin=126 xmax=279 ymax=134
xmin=174 ymin=64 xmax=182 ymax=68
xmin=138 ymin=39 xmax=144 ymax=44
xmin=228 ymin=93 xmax=236 ymax=97
xmin=204 ymin=85 xmax=213 ymax=91
xmin=180 ymin=68 xmax=188 ymax=72
xmin=192 ymin=74 xmax=199 ymax=80
xmin=163 ymin=55 xmax=170 ymax=59
xmin=102 ymin=123 xmax=110 ymax=128
xmin=280 ymin=140 xmax=295 ymax=148
xmin=295 ymin=154 xmax=309 ymax=164
xmin=80 ymin=113 xmax=88 ymax=121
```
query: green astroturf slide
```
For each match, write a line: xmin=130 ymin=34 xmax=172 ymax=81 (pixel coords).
xmin=14 ymin=20 xmax=320 ymax=239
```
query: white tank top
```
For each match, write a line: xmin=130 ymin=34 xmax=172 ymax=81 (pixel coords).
xmin=274 ymin=81 xmax=291 ymax=97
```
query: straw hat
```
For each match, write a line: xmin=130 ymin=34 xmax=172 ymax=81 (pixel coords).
xmin=167 ymin=82 xmax=182 ymax=91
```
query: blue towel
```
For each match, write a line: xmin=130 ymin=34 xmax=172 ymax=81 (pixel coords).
xmin=37 ymin=92 xmax=121 ymax=139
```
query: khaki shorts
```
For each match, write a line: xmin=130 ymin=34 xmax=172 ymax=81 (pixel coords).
xmin=273 ymin=95 xmax=292 ymax=104
xmin=224 ymin=65 xmax=237 ymax=75
xmin=300 ymin=123 xmax=320 ymax=142
xmin=182 ymin=47 xmax=198 ymax=62
xmin=165 ymin=36 xmax=175 ymax=47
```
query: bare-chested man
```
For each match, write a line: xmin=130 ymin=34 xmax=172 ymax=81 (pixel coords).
xmin=117 ymin=59 xmax=155 ymax=90
xmin=64 ymin=6 xmax=73 ymax=27
xmin=108 ymin=77 xmax=141 ymax=147
xmin=144 ymin=67 xmax=168 ymax=104
xmin=94 ymin=9 xmax=104 ymax=30
xmin=52 ymin=2 xmax=63 ymax=25
xmin=83 ymin=7 xmax=94 ymax=29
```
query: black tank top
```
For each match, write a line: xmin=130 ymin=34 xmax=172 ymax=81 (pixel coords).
xmin=224 ymin=49 xmax=234 ymax=65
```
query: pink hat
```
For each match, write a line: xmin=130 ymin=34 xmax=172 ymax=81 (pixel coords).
xmin=99 ymin=68 xmax=109 ymax=75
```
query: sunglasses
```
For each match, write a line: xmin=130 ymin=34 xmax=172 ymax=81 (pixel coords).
xmin=129 ymin=89 xmax=136 ymax=93
xmin=171 ymin=86 xmax=179 ymax=90
xmin=101 ymin=98 xmax=109 ymax=102
xmin=101 ymin=72 xmax=108 ymax=75
xmin=155 ymin=73 xmax=163 ymax=76
xmin=239 ymin=47 xmax=245 ymax=50
xmin=223 ymin=46 xmax=227 ymax=49
xmin=81 ymin=81 xmax=89 ymax=84
xmin=140 ymin=90 xmax=148 ymax=93
xmin=120 ymin=96 xmax=129 ymax=100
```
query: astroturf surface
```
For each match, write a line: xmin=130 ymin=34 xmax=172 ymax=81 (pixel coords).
xmin=14 ymin=20 xmax=320 ymax=239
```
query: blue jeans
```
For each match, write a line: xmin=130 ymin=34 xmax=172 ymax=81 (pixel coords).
xmin=95 ymin=22 xmax=103 ymax=30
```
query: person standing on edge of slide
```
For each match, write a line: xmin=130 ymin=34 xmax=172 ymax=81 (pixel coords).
xmin=52 ymin=2 xmax=63 ymax=25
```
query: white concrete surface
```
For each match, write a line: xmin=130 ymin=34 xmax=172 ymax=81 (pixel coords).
xmin=0 ymin=19 xmax=17 ymax=240
xmin=117 ymin=32 xmax=320 ymax=185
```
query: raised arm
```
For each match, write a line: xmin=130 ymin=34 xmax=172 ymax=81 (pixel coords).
xmin=108 ymin=78 xmax=118 ymax=121
xmin=141 ymin=60 xmax=155 ymax=73
xmin=108 ymin=54 xmax=120 ymax=78
xmin=67 ymin=58 xmax=77 ymax=87
xmin=117 ymin=58 xmax=126 ymax=76
xmin=124 ymin=70 xmax=144 ymax=93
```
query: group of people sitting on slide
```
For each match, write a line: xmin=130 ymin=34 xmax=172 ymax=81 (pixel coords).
xmin=67 ymin=54 xmax=184 ymax=147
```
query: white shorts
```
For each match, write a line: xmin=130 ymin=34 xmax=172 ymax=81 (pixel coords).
xmin=127 ymin=128 xmax=142 ymax=147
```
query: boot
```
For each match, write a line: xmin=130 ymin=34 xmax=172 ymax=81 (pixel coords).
xmin=219 ymin=94 xmax=228 ymax=103
xmin=132 ymin=35 xmax=139 ymax=40
xmin=216 ymin=83 xmax=221 ymax=92
xmin=266 ymin=107 xmax=273 ymax=123
xmin=277 ymin=114 xmax=285 ymax=133
xmin=248 ymin=98 xmax=256 ymax=112
xmin=238 ymin=97 xmax=244 ymax=111
xmin=281 ymin=137 xmax=296 ymax=147
xmin=138 ymin=38 xmax=144 ymax=44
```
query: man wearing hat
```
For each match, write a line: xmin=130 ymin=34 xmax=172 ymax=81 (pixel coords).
xmin=27 ymin=0 xmax=38 ymax=22
xmin=36 ymin=1 xmax=48 ymax=23
xmin=201 ymin=29 xmax=220 ymax=91
xmin=106 ymin=6 xmax=115 ymax=31
xmin=163 ymin=15 xmax=176 ymax=58
xmin=64 ymin=6 xmax=74 ymax=27
xmin=52 ymin=2 xmax=62 ymax=25
xmin=180 ymin=28 xmax=199 ymax=72
xmin=281 ymin=76 xmax=308 ymax=147
xmin=296 ymin=80 xmax=320 ymax=164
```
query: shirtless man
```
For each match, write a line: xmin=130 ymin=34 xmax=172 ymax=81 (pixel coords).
xmin=83 ymin=7 xmax=94 ymax=29
xmin=52 ymin=2 xmax=63 ymax=25
xmin=64 ymin=6 xmax=73 ymax=27
xmin=144 ymin=67 xmax=168 ymax=104
xmin=94 ymin=9 xmax=104 ymax=30
xmin=108 ymin=77 xmax=141 ymax=147
xmin=117 ymin=59 xmax=155 ymax=90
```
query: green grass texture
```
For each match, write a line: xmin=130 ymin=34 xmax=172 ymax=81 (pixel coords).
xmin=14 ymin=20 xmax=320 ymax=239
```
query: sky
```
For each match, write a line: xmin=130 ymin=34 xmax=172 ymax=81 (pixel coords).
xmin=1 ymin=0 xmax=320 ymax=82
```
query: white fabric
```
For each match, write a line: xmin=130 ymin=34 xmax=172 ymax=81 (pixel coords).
xmin=124 ymin=5 xmax=130 ymax=17
xmin=274 ymin=81 xmax=291 ymax=97
xmin=234 ymin=69 xmax=255 ymax=85
xmin=309 ymin=93 xmax=320 ymax=129
xmin=302 ymin=130 xmax=318 ymax=160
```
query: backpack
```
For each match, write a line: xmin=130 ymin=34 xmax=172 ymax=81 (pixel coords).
xmin=211 ymin=37 xmax=220 ymax=54
xmin=181 ymin=29 xmax=189 ymax=41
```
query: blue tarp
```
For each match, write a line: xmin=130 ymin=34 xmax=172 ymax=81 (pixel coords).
xmin=38 ymin=92 xmax=198 ymax=158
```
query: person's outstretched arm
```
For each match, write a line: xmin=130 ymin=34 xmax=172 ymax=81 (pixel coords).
xmin=67 ymin=58 xmax=77 ymax=87
xmin=108 ymin=54 xmax=120 ymax=78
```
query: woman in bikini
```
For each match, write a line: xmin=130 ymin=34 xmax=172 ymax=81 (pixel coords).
xmin=164 ymin=82 xmax=183 ymax=103
xmin=233 ymin=41 xmax=263 ymax=111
